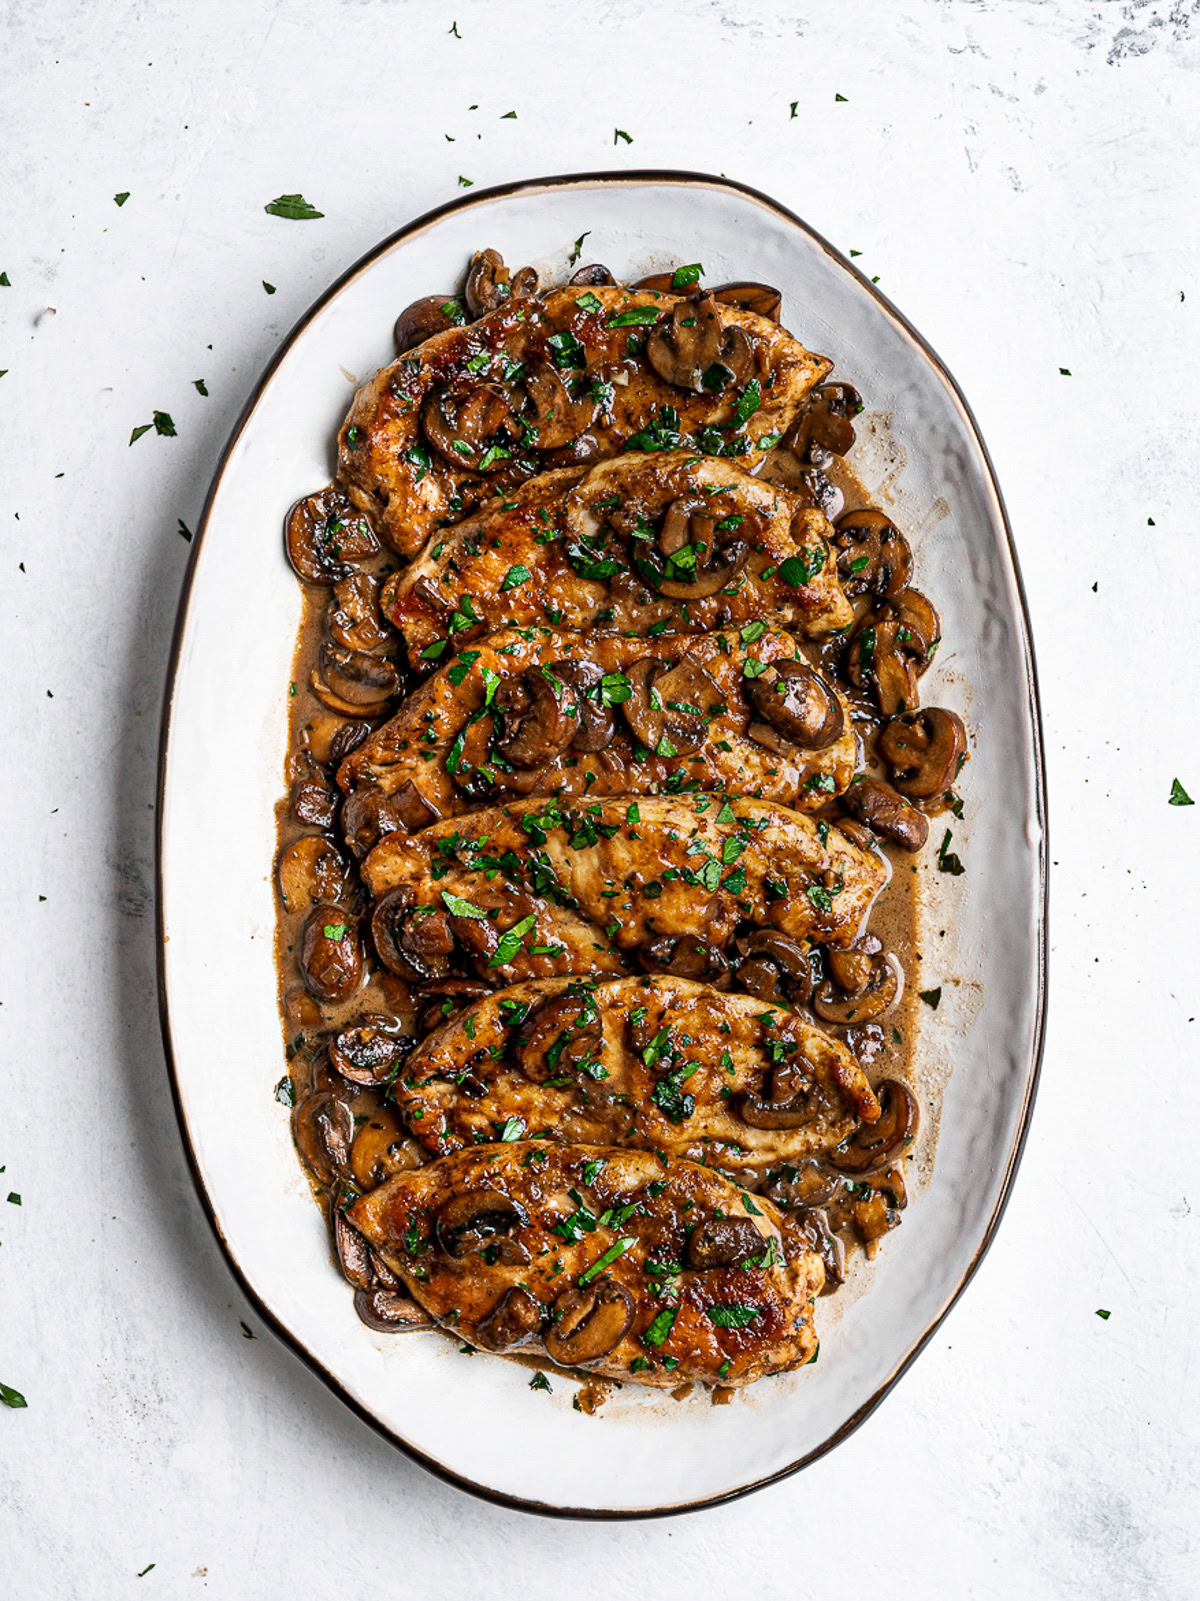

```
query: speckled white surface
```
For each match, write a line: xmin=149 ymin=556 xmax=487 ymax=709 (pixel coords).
xmin=2 ymin=0 xmax=1198 ymax=1594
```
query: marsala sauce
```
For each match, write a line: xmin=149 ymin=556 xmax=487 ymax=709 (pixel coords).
xmin=273 ymin=427 xmax=940 ymax=1398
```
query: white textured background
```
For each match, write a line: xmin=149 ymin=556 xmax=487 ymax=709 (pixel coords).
xmin=2 ymin=1 xmax=1198 ymax=1595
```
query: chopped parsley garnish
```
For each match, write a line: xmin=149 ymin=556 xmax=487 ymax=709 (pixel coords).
xmin=0 ymin=1382 xmax=27 ymax=1410
xmin=488 ymin=912 xmax=537 ymax=968
xmin=777 ymin=547 xmax=827 ymax=588
xmin=671 ymin=263 xmax=703 ymax=289
xmin=500 ymin=563 xmax=532 ymax=591
xmin=608 ymin=306 xmax=661 ymax=327
xmin=264 ymin=192 xmax=324 ymax=220
xmin=919 ymin=987 xmax=942 ymax=1010
xmin=643 ymin=1307 xmax=677 ymax=1347
xmin=706 ymin=1304 xmax=762 ymax=1328
xmin=441 ymin=891 xmax=488 ymax=920
xmin=579 ymin=1236 xmax=637 ymax=1284
xmin=528 ymin=1371 xmax=552 ymax=1392
xmin=1169 ymin=778 xmax=1194 ymax=806
xmin=322 ymin=923 xmax=348 ymax=940
xmin=936 ymin=829 xmax=965 ymax=876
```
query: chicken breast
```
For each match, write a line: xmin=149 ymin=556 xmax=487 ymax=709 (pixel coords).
xmin=337 ymin=625 xmax=857 ymax=817
xmin=361 ymin=794 xmax=887 ymax=986
xmin=348 ymin=1142 xmax=824 ymax=1387
xmin=338 ymin=285 xmax=832 ymax=556
xmin=389 ymin=975 xmax=880 ymax=1171
xmin=379 ymin=450 xmax=851 ymax=668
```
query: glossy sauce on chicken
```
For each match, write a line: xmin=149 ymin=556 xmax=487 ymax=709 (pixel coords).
xmin=273 ymin=251 xmax=967 ymax=1395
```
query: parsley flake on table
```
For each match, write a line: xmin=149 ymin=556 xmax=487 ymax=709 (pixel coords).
xmin=448 ymin=19 xmax=460 ymax=34
xmin=1095 ymin=1308 xmax=1111 ymax=1320
xmin=264 ymin=192 xmax=324 ymax=220
xmin=458 ymin=176 xmax=474 ymax=188
xmin=936 ymin=828 xmax=965 ymax=875
xmin=262 ymin=281 xmax=276 ymax=294
xmin=789 ymin=102 xmax=798 ymax=118
xmin=835 ymin=92 xmax=848 ymax=102
xmin=1169 ymin=778 xmax=1194 ymax=806
xmin=177 ymin=519 xmax=192 ymax=542
xmin=568 ymin=231 xmax=591 ymax=267
xmin=129 ymin=424 xmax=152 ymax=445
xmin=919 ymin=987 xmax=942 ymax=1009
xmin=240 ymin=1321 xmax=255 ymax=1339
xmin=1059 ymin=367 xmax=1071 ymax=376
xmin=529 ymin=1371 xmax=552 ymax=1392
xmin=113 ymin=191 xmax=130 ymax=206
xmin=6 ymin=1193 xmax=20 ymax=1206
xmin=0 ymin=272 xmax=9 ymax=286
xmin=192 ymin=378 xmax=208 ymax=395
xmin=614 ymin=128 xmax=632 ymax=145
xmin=153 ymin=410 xmax=176 ymax=436
xmin=0 ymin=1382 xmax=26 ymax=1409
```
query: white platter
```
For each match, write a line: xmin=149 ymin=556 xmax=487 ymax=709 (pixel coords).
xmin=156 ymin=171 xmax=1046 ymax=1516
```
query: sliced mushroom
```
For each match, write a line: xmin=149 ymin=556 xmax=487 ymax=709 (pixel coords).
xmin=638 ymin=934 xmax=729 ymax=983
xmin=289 ymin=774 xmax=338 ymax=829
xmin=494 ymin=666 xmax=579 ymax=767
xmin=711 ymin=281 xmax=783 ymax=321
xmin=621 ymin=657 xmax=719 ymax=756
xmin=830 ymin=1079 xmax=919 ymax=1176
xmin=781 ymin=382 xmax=862 ymax=465
xmin=644 ymin=495 xmax=751 ymax=599
xmin=421 ymin=382 xmax=523 ymax=472
xmin=877 ymin=708 xmax=968 ymax=799
xmin=474 ymin=1286 xmax=544 ymax=1353
xmin=394 ymin=294 xmax=464 ymax=355
xmin=794 ymin=1206 xmax=846 ymax=1288
xmin=645 ymin=292 xmax=754 ymax=393
xmin=734 ymin=930 xmax=815 ymax=1005
xmin=569 ymin=263 xmax=617 ymax=286
xmin=515 ymin=993 xmax=603 ymax=1083
xmin=841 ymin=777 xmax=929 ymax=851
xmin=332 ymin=1206 xmax=373 ymax=1289
xmin=746 ymin=661 xmax=844 ymax=752
xmin=544 ymin=1280 xmax=635 ymax=1366
xmin=328 ymin=573 xmax=392 ymax=654
xmin=329 ymin=1015 xmax=411 ymax=1087
xmin=736 ymin=1077 xmax=815 ymax=1129
xmin=833 ymin=508 xmax=912 ymax=600
xmin=371 ymin=893 xmax=456 ymax=980
xmin=846 ymin=615 xmax=921 ymax=718
xmin=761 ymin=1160 xmax=842 ymax=1210
xmin=435 ymin=1189 xmax=530 ymax=1265
xmin=298 ymin=906 xmax=362 ymax=1003
xmin=354 ymin=1287 xmax=434 ymax=1332
xmin=463 ymin=248 xmax=538 ymax=318
xmin=415 ymin=978 xmax=492 ymax=1034
xmin=292 ymin=1091 xmax=353 ymax=1186
xmin=553 ymin=659 xmax=615 ymax=752
xmin=814 ymin=939 xmax=903 ymax=1025
xmin=351 ymin=1106 xmax=421 ymax=1190
xmin=314 ymin=640 xmax=399 ymax=714
xmin=524 ymin=362 xmax=594 ymax=450
xmin=890 ymin=589 xmax=941 ymax=669
xmin=277 ymin=836 xmax=348 ymax=914
xmin=341 ymin=787 xmax=405 ymax=859
xmin=388 ymin=778 xmax=441 ymax=832
xmin=686 ymin=1217 xmax=768 ymax=1269
xmin=285 ymin=488 xmax=379 ymax=584
xmin=303 ymin=712 xmax=371 ymax=767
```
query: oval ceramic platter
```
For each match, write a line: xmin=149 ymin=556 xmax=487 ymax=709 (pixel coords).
xmin=157 ymin=171 xmax=1046 ymax=1517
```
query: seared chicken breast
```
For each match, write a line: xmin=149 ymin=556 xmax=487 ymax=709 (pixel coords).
xmin=348 ymin=1142 xmax=824 ymax=1387
xmin=380 ymin=450 xmax=851 ymax=667
xmin=389 ymin=975 xmax=880 ymax=1171
xmin=338 ymin=286 xmax=832 ymax=556
xmin=337 ymin=625 xmax=857 ymax=817
xmin=361 ymin=794 xmax=887 ymax=986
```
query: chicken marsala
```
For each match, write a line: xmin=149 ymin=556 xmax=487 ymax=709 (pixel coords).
xmin=348 ymin=1143 xmax=824 ymax=1387
xmin=336 ymin=625 xmax=857 ymax=821
xmin=361 ymin=794 xmax=888 ymax=986
xmin=338 ymin=286 xmax=831 ymax=557
xmin=379 ymin=451 xmax=851 ymax=668
xmin=274 ymin=244 xmax=968 ymax=1395
xmin=387 ymin=975 xmax=880 ymax=1170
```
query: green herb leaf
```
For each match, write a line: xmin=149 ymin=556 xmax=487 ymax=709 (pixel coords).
xmin=613 ymin=128 xmax=632 ymax=145
xmin=113 ymin=192 xmax=130 ymax=206
xmin=488 ymin=912 xmax=537 ymax=968
xmin=1169 ymin=777 xmax=1194 ymax=806
xmin=777 ymin=547 xmax=827 ymax=588
xmin=919 ymin=987 xmax=942 ymax=1010
xmin=579 ymin=1236 xmax=637 ymax=1283
xmin=568 ymin=231 xmax=591 ymax=267
xmin=0 ymin=1382 xmax=27 ymax=1409
xmin=500 ymin=563 xmax=532 ymax=592
xmin=441 ymin=891 xmax=488 ymax=920
xmin=576 ymin=290 xmax=604 ymax=315
xmin=264 ymin=192 xmax=324 ymax=220
xmin=608 ymin=305 xmax=661 ymax=327
xmin=262 ymin=280 xmax=277 ymax=294
xmin=322 ymin=923 xmax=348 ymax=940
xmin=1095 ymin=1308 xmax=1111 ymax=1320
xmin=671 ymin=263 xmax=703 ymax=289
xmin=6 ymin=1193 xmax=20 ymax=1206
xmin=732 ymin=379 xmax=761 ymax=430
xmin=129 ymin=424 xmax=152 ymax=445
xmin=529 ymin=1371 xmax=552 ymax=1392
xmin=643 ymin=1307 xmax=677 ymax=1347
xmin=936 ymin=828 xmax=965 ymax=876
xmin=496 ymin=1116 xmax=525 ymax=1142
xmin=192 ymin=378 xmax=209 ymax=396
xmin=274 ymin=1074 xmax=296 ymax=1106
xmin=153 ymin=410 xmax=176 ymax=437
xmin=706 ymin=1304 xmax=762 ymax=1328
